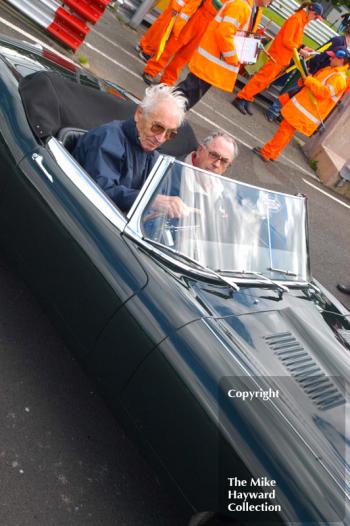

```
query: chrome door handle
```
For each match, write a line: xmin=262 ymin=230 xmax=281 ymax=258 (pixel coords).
xmin=32 ymin=153 xmax=53 ymax=183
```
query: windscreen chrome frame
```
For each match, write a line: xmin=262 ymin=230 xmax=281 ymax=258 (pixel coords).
xmin=126 ymin=154 xmax=175 ymax=227
xmin=47 ymin=136 xmax=128 ymax=231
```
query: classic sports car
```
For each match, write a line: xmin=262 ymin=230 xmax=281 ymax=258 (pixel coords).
xmin=0 ymin=34 xmax=349 ymax=525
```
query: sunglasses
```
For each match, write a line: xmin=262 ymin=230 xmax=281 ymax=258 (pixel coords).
xmin=208 ymin=150 xmax=231 ymax=166
xmin=150 ymin=122 xmax=178 ymax=140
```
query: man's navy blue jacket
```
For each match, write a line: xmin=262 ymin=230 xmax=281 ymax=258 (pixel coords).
xmin=73 ymin=118 xmax=159 ymax=212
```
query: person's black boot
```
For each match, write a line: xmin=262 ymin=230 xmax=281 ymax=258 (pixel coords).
xmin=265 ymin=109 xmax=276 ymax=122
xmin=252 ymin=146 xmax=269 ymax=162
xmin=245 ymin=101 xmax=253 ymax=115
xmin=142 ymin=72 xmax=159 ymax=85
xmin=231 ymin=98 xmax=247 ymax=115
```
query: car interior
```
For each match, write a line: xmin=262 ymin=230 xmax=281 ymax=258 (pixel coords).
xmin=19 ymin=71 xmax=198 ymax=157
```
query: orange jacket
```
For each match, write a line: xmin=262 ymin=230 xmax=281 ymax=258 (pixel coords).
xmin=268 ymin=9 xmax=308 ymax=66
xmin=281 ymin=65 xmax=348 ymax=136
xmin=188 ymin=0 xmax=255 ymax=92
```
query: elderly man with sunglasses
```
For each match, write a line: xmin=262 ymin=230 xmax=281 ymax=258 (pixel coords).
xmin=73 ymin=84 xmax=187 ymax=213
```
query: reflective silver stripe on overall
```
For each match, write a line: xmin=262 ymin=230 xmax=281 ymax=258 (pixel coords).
xmin=223 ymin=16 xmax=241 ymax=27
xmin=222 ymin=49 xmax=238 ymax=58
xmin=215 ymin=0 xmax=252 ymax=28
xmin=291 ymin=97 xmax=320 ymax=125
xmin=197 ymin=47 xmax=240 ymax=72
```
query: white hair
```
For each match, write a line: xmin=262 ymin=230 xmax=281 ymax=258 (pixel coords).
xmin=139 ymin=84 xmax=187 ymax=125
xmin=201 ymin=131 xmax=239 ymax=160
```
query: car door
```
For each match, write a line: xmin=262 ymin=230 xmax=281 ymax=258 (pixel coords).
xmin=0 ymin=139 xmax=148 ymax=360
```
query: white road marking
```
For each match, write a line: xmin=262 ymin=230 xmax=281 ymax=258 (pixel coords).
xmin=84 ymin=42 xmax=141 ymax=79
xmin=302 ymin=178 xmax=350 ymax=210
xmin=90 ymin=26 xmax=145 ymax=65
xmin=0 ymin=14 xmax=326 ymax=181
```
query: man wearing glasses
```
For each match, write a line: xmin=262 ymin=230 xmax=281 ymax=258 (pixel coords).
xmin=150 ymin=131 xmax=238 ymax=220
xmin=190 ymin=132 xmax=238 ymax=175
xmin=143 ymin=131 xmax=238 ymax=249
xmin=73 ymin=84 xmax=187 ymax=213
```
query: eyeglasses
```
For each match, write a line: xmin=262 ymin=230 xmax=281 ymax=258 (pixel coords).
xmin=208 ymin=150 xmax=231 ymax=166
xmin=150 ymin=122 xmax=178 ymax=140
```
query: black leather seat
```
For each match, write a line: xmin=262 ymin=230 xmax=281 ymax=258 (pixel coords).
xmin=56 ymin=127 xmax=87 ymax=153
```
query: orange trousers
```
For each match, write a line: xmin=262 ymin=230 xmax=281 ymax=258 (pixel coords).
xmin=144 ymin=9 xmax=212 ymax=84
xmin=237 ymin=60 xmax=284 ymax=102
xmin=260 ymin=119 xmax=296 ymax=160
xmin=140 ymin=7 xmax=175 ymax=56
xmin=161 ymin=48 xmax=192 ymax=85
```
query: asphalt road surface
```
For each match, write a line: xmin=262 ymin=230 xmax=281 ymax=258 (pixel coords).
xmin=0 ymin=3 xmax=349 ymax=525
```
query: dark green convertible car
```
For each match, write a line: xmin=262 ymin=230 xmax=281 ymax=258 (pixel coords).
xmin=0 ymin=34 xmax=349 ymax=525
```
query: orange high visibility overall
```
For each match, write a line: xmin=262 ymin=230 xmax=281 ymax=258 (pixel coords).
xmin=237 ymin=9 xmax=308 ymax=102
xmin=140 ymin=0 xmax=190 ymax=56
xmin=144 ymin=0 xmax=217 ymax=83
xmin=260 ymin=65 xmax=348 ymax=160
xmin=188 ymin=0 xmax=254 ymax=93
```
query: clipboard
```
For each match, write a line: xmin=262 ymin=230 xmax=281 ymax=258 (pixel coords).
xmin=234 ymin=35 xmax=261 ymax=64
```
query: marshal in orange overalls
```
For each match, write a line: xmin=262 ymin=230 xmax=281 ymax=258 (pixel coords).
xmin=259 ymin=65 xmax=348 ymax=160
xmin=236 ymin=8 xmax=309 ymax=102
xmin=143 ymin=0 xmax=218 ymax=84
xmin=139 ymin=0 xmax=200 ymax=57
xmin=188 ymin=0 xmax=255 ymax=93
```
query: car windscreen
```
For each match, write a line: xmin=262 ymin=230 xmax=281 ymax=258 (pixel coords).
xmin=140 ymin=160 xmax=310 ymax=282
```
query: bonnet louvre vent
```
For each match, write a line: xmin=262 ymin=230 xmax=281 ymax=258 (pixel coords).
xmin=264 ymin=332 xmax=345 ymax=411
